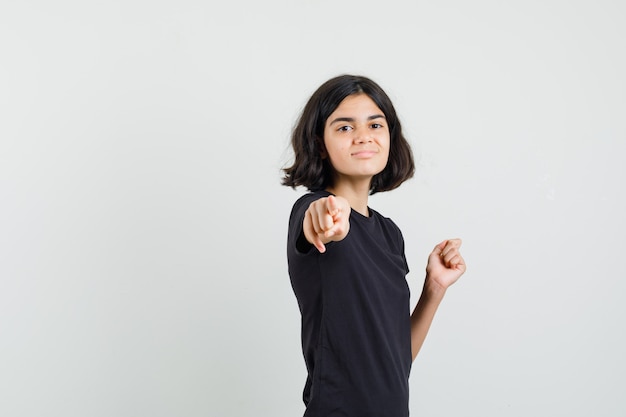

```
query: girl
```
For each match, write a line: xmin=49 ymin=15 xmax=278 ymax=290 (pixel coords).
xmin=282 ymin=75 xmax=466 ymax=417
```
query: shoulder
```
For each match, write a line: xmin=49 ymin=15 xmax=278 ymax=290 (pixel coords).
xmin=290 ymin=190 xmax=332 ymax=215
xmin=287 ymin=191 xmax=331 ymax=255
xmin=288 ymin=190 xmax=331 ymax=239
xmin=369 ymin=208 xmax=402 ymax=231
xmin=367 ymin=208 xmax=406 ymax=246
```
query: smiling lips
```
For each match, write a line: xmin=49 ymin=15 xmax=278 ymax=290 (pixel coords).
xmin=351 ymin=149 xmax=378 ymax=158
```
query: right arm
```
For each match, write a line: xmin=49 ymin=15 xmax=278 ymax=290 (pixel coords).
xmin=302 ymin=195 xmax=351 ymax=253
xmin=410 ymin=239 xmax=466 ymax=361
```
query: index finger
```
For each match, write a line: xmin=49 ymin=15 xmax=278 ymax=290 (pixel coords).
xmin=326 ymin=195 xmax=338 ymax=215
xmin=441 ymin=238 xmax=462 ymax=257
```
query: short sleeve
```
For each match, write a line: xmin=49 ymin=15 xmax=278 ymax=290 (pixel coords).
xmin=287 ymin=191 xmax=331 ymax=255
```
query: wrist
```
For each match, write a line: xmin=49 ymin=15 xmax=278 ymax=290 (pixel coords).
xmin=423 ymin=275 xmax=447 ymax=300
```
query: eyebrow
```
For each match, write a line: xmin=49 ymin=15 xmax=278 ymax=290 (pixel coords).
xmin=329 ymin=114 xmax=386 ymax=125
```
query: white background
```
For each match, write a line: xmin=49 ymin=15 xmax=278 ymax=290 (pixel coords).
xmin=1 ymin=1 xmax=625 ymax=416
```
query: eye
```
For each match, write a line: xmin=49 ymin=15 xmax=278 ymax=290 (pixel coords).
xmin=371 ymin=123 xmax=384 ymax=129
xmin=338 ymin=125 xmax=353 ymax=132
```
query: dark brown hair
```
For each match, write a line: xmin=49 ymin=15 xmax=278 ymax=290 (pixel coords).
xmin=282 ymin=74 xmax=414 ymax=194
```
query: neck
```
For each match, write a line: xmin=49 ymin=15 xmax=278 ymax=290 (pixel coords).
xmin=327 ymin=179 xmax=371 ymax=217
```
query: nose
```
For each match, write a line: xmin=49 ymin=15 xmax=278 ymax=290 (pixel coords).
xmin=354 ymin=127 xmax=373 ymax=143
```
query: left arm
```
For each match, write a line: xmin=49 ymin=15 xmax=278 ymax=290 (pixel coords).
xmin=410 ymin=239 xmax=466 ymax=362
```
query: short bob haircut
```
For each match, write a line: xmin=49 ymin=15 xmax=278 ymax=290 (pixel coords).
xmin=282 ymin=74 xmax=414 ymax=194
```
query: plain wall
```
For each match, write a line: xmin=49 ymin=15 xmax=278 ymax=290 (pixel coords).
xmin=1 ymin=1 xmax=625 ymax=416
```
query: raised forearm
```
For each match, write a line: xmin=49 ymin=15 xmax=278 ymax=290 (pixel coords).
xmin=410 ymin=239 xmax=467 ymax=361
xmin=410 ymin=279 xmax=447 ymax=362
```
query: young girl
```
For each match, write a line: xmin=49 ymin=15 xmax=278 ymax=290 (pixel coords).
xmin=282 ymin=75 xmax=466 ymax=417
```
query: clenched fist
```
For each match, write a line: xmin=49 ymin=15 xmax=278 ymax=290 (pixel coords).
xmin=426 ymin=238 xmax=467 ymax=291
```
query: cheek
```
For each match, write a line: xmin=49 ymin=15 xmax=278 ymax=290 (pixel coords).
xmin=325 ymin=138 xmax=348 ymax=156
xmin=382 ymin=151 xmax=391 ymax=166
xmin=381 ymin=135 xmax=391 ymax=153
xmin=381 ymin=140 xmax=391 ymax=163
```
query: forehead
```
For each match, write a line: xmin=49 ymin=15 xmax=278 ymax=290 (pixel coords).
xmin=330 ymin=93 xmax=383 ymax=116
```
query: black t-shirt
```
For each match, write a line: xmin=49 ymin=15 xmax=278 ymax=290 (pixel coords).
xmin=287 ymin=191 xmax=412 ymax=417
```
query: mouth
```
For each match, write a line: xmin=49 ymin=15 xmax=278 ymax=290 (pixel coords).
xmin=351 ymin=150 xmax=378 ymax=158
